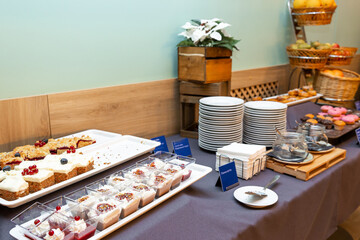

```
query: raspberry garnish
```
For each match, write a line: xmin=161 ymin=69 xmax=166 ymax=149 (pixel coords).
xmin=34 ymin=219 xmax=40 ymax=225
xmin=74 ymin=216 xmax=80 ymax=221
xmin=56 ymin=205 xmax=61 ymax=211
xmin=48 ymin=230 xmax=54 ymax=236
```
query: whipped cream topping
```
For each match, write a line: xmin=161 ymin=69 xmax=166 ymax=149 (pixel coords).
xmin=61 ymin=153 xmax=93 ymax=168
xmin=68 ymin=219 xmax=87 ymax=233
xmin=15 ymin=160 xmax=48 ymax=170
xmin=108 ymin=176 xmax=132 ymax=190
xmin=44 ymin=228 xmax=64 ymax=240
xmin=29 ymin=220 xmax=50 ymax=237
xmin=0 ymin=171 xmax=6 ymax=182
xmin=148 ymin=159 xmax=166 ymax=170
xmin=23 ymin=169 xmax=54 ymax=182
xmin=146 ymin=173 xmax=171 ymax=188
xmin=0 ymin=175 xmax=28 ymax=192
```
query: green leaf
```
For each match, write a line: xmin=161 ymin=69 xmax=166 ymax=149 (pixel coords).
xmin=191 ymin=19 xmax=201 ymax=26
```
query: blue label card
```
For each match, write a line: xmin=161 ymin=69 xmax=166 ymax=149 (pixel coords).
xmin=218 ymin=161 xmax=239 ymax=192
xmin=355 ymin=101 xmax=360 ymax=111
xmin=151 ymin=136 xmax=169 ymax=153
xmin=356 ymin=128 xmax=360 ymax=145
xmin=172 ymin=138 xmax=192 ymax=157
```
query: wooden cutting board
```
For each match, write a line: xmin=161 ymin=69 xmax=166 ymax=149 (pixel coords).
xmin=266 ymin=148 xmax=346 ymax=181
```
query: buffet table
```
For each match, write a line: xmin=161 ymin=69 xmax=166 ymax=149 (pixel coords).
xmin=1 ymin=102 xmax=360 ymax=240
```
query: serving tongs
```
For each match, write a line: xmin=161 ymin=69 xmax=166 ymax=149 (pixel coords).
xmin=245 ymin=175 xmax=280 ymax=198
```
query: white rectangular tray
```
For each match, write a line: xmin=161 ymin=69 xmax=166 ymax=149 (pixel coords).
xmin=0 ymin=132 xmax=160 ymax=208
xmin=9 ymin=163 xmax=212 ymax=239
xmin=264 ymin=93 xmax=323 ymax=106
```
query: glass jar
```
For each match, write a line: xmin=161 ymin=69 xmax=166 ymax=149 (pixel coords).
xmin=297 ymin=123 xmax=328 ymax=144
xmin=272 ymin=132 xmax=308 ymax=161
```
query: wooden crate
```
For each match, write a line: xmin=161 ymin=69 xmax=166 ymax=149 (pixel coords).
xmin=178 ymin=47 xmax=232 ymax=84
xmin=266 ymin=148 xmax=346 ymax=181
xmin=179 ymin=80 xmax=229 ymax=138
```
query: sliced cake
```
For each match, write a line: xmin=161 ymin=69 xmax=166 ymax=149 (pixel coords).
xmin=21 ymin=165 xmax=55 ymax=193
xmin=0 ymin=175 xmax=29 ymax=201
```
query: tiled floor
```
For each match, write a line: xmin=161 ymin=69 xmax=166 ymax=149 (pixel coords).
xmin=328 ymin=206 xmax=360 ymax=240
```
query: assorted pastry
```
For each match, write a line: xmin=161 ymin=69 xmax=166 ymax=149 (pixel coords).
xmin=11 ymin=152 xmax=195 ymax=239
xmin=0 ymin=135 xmax=96 ymax=171
xmin=252 ymin=86 xmax=317 ymax=104
xmin=0 ymin=152 xmax=94 ymax=201
xmin=300 ymin=105 xmax=360 ymax=130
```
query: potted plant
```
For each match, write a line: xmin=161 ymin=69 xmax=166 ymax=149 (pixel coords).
xmin=177 ymin=18 xmax=240 ymax=84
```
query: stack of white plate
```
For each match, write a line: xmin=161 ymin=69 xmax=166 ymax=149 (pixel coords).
xmin=198 ymin=96 xmax=244 ymax=152
xmin=243 ymin=101 xmax=287 ymax=147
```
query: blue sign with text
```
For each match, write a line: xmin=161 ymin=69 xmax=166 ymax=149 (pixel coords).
xmin=151 ymin=136 xmax=169 ymax=153
xmin=356 ymin=128 xmax=360 ymax=145
xmin=219 ymin=161 xmax=239 ymax=192
xmin=172 ymin=138 xmax=192 ymax=157
xmin=355 ymin=101 xmax=360 ymax=111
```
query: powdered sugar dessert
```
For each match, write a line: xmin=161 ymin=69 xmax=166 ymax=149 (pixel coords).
xmin=88 ymin=199 xmax=121 ymax=230
xmin=146 ymin=172 xmax=173 ymax=197
xmin=114 ymin=190 xmax=140 ymax=218
xmin=130 ymin=183 xmax=156 ymax=207
xmin=0 ymin=175 xmax=29 ymax=200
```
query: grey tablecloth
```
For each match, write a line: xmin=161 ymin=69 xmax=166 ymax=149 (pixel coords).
xmin=1 ymin=102 xmax=360 ymax=240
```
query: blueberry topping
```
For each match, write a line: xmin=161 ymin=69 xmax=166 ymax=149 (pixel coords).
xmin=60 ymin=158 xmax=68 ymax=165
xmin=42 ymin=138 xmax=48 ymax=144
xmin=3 ymin=166 xmax=11 ymax=172
xmin=14 ymin=152 xmax=21 ymax=157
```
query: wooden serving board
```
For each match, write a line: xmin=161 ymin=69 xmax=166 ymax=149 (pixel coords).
xmin=266 ymin=148 xmax=346 ymax=181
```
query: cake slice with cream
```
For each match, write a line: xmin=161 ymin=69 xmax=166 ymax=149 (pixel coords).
xmin=21 ymin=165 xmax=55 ymax=193
xmin=0 ymin=175 xmax=29 ymax=201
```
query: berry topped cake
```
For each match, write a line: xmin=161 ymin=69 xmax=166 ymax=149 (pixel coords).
xmin=62 ymin=153 xmax=94 ymax=175
xmin=0 ymin=152 xmax=24 ymax=170
xmin=21 ymin=165 xmax=55 ymax=193
xmin=75 ymin=135 xmax=96 ymax=149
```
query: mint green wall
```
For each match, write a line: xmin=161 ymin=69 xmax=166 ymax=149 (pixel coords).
xmin=1 ymin=0 xmax=359 ymax=100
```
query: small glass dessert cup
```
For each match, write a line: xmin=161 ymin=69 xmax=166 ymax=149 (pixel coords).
xmin=137 ymin=156 xmax=167 ymax=171
xmin=87 ymin=196 xmax=121 ymax=231
xmin=129 ymin=182 xmax=156 ymax=207
xmin=106 ymin=171 xmax=133 ymax=191
xmin=123 ymin=164 xmax=152 ymax=183
xmin=113 ymin=189 xmax=141 ymax=218
xmin=43 ymin=196 xmax=98 ymax=240
xmin=64 ymin=187 xmax=98 ymax=219
xmin=297 ymin=124 xmax=331 ymax=151
xmin=11 ymin=202 xmax=54 ymax=240
xmin=148 ymin=151 xmax=177 ymax=161
xmin=167 ymin=155 xmax=196 ymax=181
xmin=85 ymin=179 xmax=118 ymax=198
xmin=146 ymin=171 xmax=173 ymax=197
xmin=272 ymin=132 xmax=308 ymax=162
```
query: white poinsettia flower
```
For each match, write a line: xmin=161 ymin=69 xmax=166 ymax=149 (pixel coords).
xmin=221 ymin=29 xmax=230 ymax=37
xmin=213 ymin=22 xmax=230 ymax=31
xmin=191 ymin=29 xmax=206 ymax=43
xmin=205 ymin=20 xmax=217 ymax=30
xmin=210 ymin=31 xmax=222 ymax=41
xmin=182 ymin=22 xmax=195 ymax=29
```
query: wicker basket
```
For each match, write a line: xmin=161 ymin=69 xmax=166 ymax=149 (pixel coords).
xmin=291 ymin=6 xmax=337 ymax=26
xmin=327 ymin=47 xmax=358 ymax=66
xmin=286 ymin=46 xmax=332 ymax=69
xmin=315 ymin=68 xmax=360 ymax=101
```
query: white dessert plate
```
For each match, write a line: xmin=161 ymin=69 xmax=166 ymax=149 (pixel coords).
xmin=10 ymin=163 xmax=212 ymax=239
xmin=0 ymin=132 xmax=160 ymax=208
xmin=199 ymin=113 xmax=243 ymax=121
xmin=200 ymin=96 xmax=244 ymax=107
xmin=199 ymin=117 xmax=242 ymax=125
xmin=233 ymin=186 xmax=278 ymax=208
xmin=244 ymin=101 xmax=287 ymax=110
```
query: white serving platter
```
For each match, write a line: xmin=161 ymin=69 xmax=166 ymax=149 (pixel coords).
xmin=263 ymin=93 xmax=323 ymax=106
xmin=0 ymin=132 xmax=160 ymax=208
xmin=9 ymin=163 xmax=212 ymax=239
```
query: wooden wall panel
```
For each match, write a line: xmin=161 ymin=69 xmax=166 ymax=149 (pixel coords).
xmin=231 ymin=64 xmax=291 ymax=94
xmin=0 ymin=96 xmax=51 ymax=152
xmin=48 ymin=79 xmax=180 ymax=139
